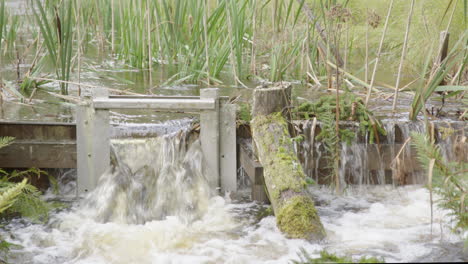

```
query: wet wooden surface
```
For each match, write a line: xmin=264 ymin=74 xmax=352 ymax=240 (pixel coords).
xmin=0 ymin=121 xmax=76 ymax=168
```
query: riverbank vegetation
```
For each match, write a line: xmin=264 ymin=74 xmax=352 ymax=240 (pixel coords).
xmin=0 ymin=137 xmax=52 ymax=261
xmin=0 ymin=0 xmax=466 ymax=116
xmin=412 ymin=132 xmax=467 ymax=238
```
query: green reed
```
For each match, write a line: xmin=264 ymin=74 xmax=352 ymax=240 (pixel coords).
xmin=9 ymin=0 xmax=465 ymax=94
xmin=409 ymin=30 xmax=467 ymax=120
xmin=0 ymin=0 xmax=4 ymax=52
xmin=32 ymin=0 xmax=75 ymax=95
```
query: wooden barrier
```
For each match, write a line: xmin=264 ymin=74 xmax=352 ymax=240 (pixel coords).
xmin=76 ymin=88 xmax=237 ymax=195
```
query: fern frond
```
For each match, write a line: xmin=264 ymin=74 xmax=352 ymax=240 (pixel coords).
xmin=0 ymin=179 xmax=27 ymax=214
xmin=411 ymin=132 xmax=468 ymax=230
xmin=10 ymin=191 xmax=50 ymax=222
xmin=0 ymin=137 xmax=14 ymax=149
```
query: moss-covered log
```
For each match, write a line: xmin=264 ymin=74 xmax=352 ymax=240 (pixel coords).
xmin=251 ymin=84 xmax=326 ymax=241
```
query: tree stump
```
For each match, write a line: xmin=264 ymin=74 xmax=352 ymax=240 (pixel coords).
xmin=250 ymin=83 xmax=326 ymax=241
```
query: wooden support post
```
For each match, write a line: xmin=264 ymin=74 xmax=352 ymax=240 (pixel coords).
xmin=200 ymin=88 xmax=220 ymax=191
xmin=76 ymin=88 xmax=109 ymax=194
xmin=220 ymin=101 xmax=237 ymax=193
xmin=239 ymin=142 xmax=269 ymax=203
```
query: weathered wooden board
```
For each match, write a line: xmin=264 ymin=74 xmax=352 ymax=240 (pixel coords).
xmin=0 ymin=121 xmax=76 ymax=168
xmin=0 ymin=121 xmax=75 ymax=140
xmin=0 ymin=140 xmax=76 ymax=168
xmin=238 ymin=142 xmax=264 ymax=185
xmin=220 ymin=103 xmax=237 ymax=193
xmin=238 ymin=141 xmax=269 ymax=203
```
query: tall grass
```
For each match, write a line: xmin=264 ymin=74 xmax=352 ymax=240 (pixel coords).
xmin=0 ymin=1 xmax=20 ymax=57
xmin=32 ymin=0 xmax=75 ymax=95
xmin=0 ymin=0 xmax=461 ymax=108
xmin=0 ymin=0 xmax=5 ymax=53
xmin=409 ymin=30 xmax=467 ymax=120
xmin=61 ymin=0 xmax=322 ymax=85
xmin=40 ymin=0 xmax=464 ymax=88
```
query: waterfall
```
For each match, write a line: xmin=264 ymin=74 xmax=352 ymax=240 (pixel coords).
xmin=81 ymin=129 xmax=213 ymax=225
xmin=297 ymin=120 xmax=466 ymax=187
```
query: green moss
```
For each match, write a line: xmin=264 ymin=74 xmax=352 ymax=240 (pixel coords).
xmin=255 ymin=206 xmax=274 ymax=222
xmin=293 ymin=249 xmax=385 ymax=264
xmin=252 ymin=113 xmax=307 ymax=201
xmin=276 ymin=195 xmax=325 ymax=240
xmin=237 ymin=102 xmax=252 ymax=123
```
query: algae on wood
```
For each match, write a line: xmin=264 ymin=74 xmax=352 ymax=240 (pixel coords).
xmin=250 ymin=83 xmax=326 ymax=241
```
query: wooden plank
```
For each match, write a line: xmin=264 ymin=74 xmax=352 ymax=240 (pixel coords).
xmin=0 ymin=120 xmax=73 ymax=126
xmin=93 ymin=98 xmax=215 ymax=110
xmin=200 ymin=89 xmax=220 ymax=190
xmin=220 ymin=103 xmax=237 ymax=193
xmin=110 ymin=95 xmax=230 ymax=100
xmin=0 ymin=122 xmax=75 ymax=141
xmin=76 ymin=102 xmax=93 ymax=193
xmin=0 ymin=140 xmax=76 ymax=168
xmin=238 ymin=142 xmax=269 ymax=204
xmin=239 ymin=143 xmax=264 ymax=185
xmin=76 ymin=88 xmax=111 ymax=194
xmin=92 ymin=88 xmax=111 ymax=187
xmin=252 ymin=184 xmax=269 ymax=204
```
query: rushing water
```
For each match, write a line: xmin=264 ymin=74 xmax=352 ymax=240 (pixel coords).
xmin=1 ymin=123 xmax=467 ymax=264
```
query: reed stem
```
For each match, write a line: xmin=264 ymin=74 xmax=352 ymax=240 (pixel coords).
xmin=392 ymin=0 xmax=415 ymax=112
xmin=365 ymin=0 xmax=394 ymax=107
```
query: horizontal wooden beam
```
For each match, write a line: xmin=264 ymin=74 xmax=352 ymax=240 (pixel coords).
xmin=110 ymin=95 xmax=230 ymax=100
xmin=0 ymin=122 xmax=75 ymax=141
xmin=0 ymin=140 xmax=76 ymax=168
xmin=93 ymin=98 xmax=216 ymax=110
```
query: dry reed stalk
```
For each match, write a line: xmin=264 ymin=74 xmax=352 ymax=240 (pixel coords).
xmin=203 ymin=0 xmax=210 ymax=84
xmin=365 ymin=0 xmax=394 ymax=107
xmin=365 ymin=8 xmax=369 ymax=84
xmin=392 ymin=0 xmax=415 ymax=112
xmin=226 ymin=5 xmax=238 ymax=84
xmin=29 ymin=77 xmax=142 ymax=95
xmin=46 ymin=91 xmax=81 ymax=103
xmin=343 ymin=23 xmax=349 ymax=73
xmin=250 ymin=0 xmax=257 ymax=74
xmin=76 ymin=0 xmax=82 ymax=96
xmin=111 ymin=0 xmax=115 ymax=52
xmin=146 ymin=0 xmax=152 ymax=84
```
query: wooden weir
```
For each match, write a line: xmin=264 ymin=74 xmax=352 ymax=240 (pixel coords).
xmin=0 ymin=88 xmax=238 ymax=196
xmin=76 ymin=88 xmax=237 ymax=195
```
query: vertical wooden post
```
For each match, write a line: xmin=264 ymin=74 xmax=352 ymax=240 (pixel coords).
xmin=76 ymin=95 xmax=92 ymax=195
xmin=76 ymin=88 xmax=109 ymax=194
xmin=92 ymin=88 xmax=110 ymax=186
xmin=220 ymin=101 xmax=237 ymax=193
xmin=200 ymin=88 xmax=220 ymax=190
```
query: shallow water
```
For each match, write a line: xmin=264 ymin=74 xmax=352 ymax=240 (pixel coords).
xmin=1 ymin=130 xmax=466 ymax=264
xmin=2 ymin=186 xmax=466 ymax=263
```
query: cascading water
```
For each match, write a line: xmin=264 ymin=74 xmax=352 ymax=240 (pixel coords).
xmin=85 ymin=132 xmax=212 ymax=225
xmin=1 ymin=120 xmax=466 ymax=263
xmin=297 ymin=120 xmax=465 ymax=186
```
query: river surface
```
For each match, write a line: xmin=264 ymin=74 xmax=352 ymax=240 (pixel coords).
xmin=1 ymin=127 xmax=466 ymax=264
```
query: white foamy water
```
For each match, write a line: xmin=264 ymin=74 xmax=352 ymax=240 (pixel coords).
xmin=1 ymin=131 xmax=466 ymax=263
xmin=3 ymin=185 xmax=466 ymax=263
